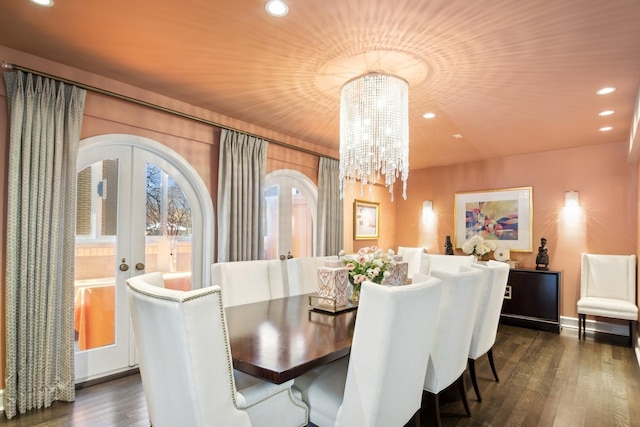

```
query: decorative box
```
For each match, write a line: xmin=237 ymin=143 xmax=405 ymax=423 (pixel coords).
xmin=317 ymin=267 xmax=349 ymax=306
xmin=384 ymin=261 xmax=409 ymax=286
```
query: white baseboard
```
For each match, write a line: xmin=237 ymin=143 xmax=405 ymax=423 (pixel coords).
xmin=636 ymin=336 xmax=640 ymax=368
xmin=560 ymin=316 xmax=630 ymax=336
xmin=0 ymin=388 xmax=4 ymax=413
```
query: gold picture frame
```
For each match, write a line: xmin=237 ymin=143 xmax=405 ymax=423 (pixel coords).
xmin=354 ymin=199 xmax=380 ymax=240
xmin=454 ymin=186 xmax=533 ymax=252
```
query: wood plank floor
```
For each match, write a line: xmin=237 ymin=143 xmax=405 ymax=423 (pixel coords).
xmin=1 ymin=324 xmax=639 ymax=427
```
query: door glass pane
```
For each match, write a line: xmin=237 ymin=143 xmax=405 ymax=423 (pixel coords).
xmin=264 ymin=185 xmax=279 ymax=259
xmin=145 ymin=163 xmax=193 ymax=290
xmin=74 ymin=160 xmax=118 ymax=352
xmin=291 ymin=187 xmax=312 ymax=257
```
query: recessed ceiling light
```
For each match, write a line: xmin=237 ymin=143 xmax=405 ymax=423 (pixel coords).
xmin=453 ymin=134 xmax=463 ymax=139
xmin=596 ymin=87 xmax=616 ymax=95
xmin=265 ymin=0 xmax=288 ymax=17
xmin=422 ymin=112 xmax=436 ymax=119
xmin=31 ymin=0 xmax=53 ymax=5
xmin=598 ymin=110 xmax=615 ymax=116
xmin=599 ymin=126 xmax=613 ymax=132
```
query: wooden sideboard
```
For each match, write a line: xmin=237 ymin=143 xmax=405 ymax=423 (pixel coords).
xmin=500 ymin=268 xmax=561 ymax=334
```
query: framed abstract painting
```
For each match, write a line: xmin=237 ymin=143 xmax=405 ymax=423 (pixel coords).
xmin=454 ymin=187 xmax=533 ymax=252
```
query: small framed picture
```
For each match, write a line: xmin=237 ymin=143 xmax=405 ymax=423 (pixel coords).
xmin=353 ymin=200 xmax=379 ymax=240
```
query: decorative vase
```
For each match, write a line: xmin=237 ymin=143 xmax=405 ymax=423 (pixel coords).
xmin=349 ymin=283 xmax=361 ymax=303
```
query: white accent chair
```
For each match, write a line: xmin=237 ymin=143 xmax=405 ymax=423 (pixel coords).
xmin=467 ymin=261 xmax=511 ymax=401
xmin=211 ymin=259 xmax=285 ymax=307
xmin=415 ymin=268 xmax=483 ymax=427
xmin=126 ymin=273 xmax=308 ymax=427
xmin=577 ymin=253 xmax=638 ymax=347
xmin=294 ymin=277 xmax=444 ymax=427
xmin=136 ymin=271 xmax=166 ymax=288
xmin=397 ymin=246 xmax=427 ymax=281
xmin=420 ymin=253 xmax=476 ymax=275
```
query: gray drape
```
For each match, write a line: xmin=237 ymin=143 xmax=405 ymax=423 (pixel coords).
xmin=315 ymin=157 xmax=344 ymax=256
xmin=3 ymin=71 xmax=86 ymax=419
xmin=217 ymin=129 xmax=267 ymax=262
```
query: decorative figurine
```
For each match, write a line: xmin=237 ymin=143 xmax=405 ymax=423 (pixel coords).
xmin=444 ymin=235 xmax=454 ymax=255
xmin=535 ymin=237 xmax=549 ymax=270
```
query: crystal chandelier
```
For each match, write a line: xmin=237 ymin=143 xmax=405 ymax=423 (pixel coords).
xmin=339 ymin=72 xmax=409 ymax=201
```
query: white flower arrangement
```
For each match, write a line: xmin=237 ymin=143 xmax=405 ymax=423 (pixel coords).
xmin=461 ymin=235 xmax=497 ymax=257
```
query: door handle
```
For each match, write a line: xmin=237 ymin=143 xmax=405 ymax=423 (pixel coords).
xmin=119 ymin=258 xmax=129 ymax=272
xmin=135 ymin=262 xmax=145 ymax=271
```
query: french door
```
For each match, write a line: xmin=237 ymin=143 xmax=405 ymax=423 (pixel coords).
xmin=74 ymin=134 xmax=212 ymax=382
xmin=264 ymin=170 xmax=318 ymax=259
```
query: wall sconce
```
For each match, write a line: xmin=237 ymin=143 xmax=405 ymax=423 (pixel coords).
xmin=565 ymin=191 xmax=580 ymax=208
xmin=422 ymin=200 xmax=433 ymax=214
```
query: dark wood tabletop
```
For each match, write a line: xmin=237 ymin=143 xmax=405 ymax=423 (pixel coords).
xmin=225 ymin=294 xmax=357 ymax=384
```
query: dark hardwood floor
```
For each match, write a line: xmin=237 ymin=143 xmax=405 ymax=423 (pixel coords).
xmin=1 ymin=325 xmax=639 ymax=427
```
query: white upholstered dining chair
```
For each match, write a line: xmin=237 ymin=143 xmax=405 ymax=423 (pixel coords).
xmin=467 ymin=261 xmax=511 ymax=401
xmin=211 ymin=259 xmax=285 ymax=307
xmin=285 ymin=256 xmax=333 ymax=296
xmin=397 ymin=246 xmax=427 ymax=281
xmin=293 ymin=277 xmax=444 ymax=427
xmin=126 ymin=273 xmax=308 ymax=427
xmin=419 ymin=253 xmax=476 ymax=275
xmin=577 ymin=253 xmax=638 ymax=347
xmin=415 ymin=268 xmax=483 ymax=427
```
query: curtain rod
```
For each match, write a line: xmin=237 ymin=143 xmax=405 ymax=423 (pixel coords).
xmin=1 ymin=62 xmax=338 ymax=161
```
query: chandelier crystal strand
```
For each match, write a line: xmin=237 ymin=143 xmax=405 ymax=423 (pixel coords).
xmin=339 ymin=73 xmax=409 ymax=201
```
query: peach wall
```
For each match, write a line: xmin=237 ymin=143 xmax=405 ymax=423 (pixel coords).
xmin=395 ymin=141 xmax=638 ymax=319
xmin=341 ymin=184 xmax=398 ymax=254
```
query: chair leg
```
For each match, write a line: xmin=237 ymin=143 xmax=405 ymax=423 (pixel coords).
xmin=421 ymin=390 xmax=444 ymax=427
xmin=434 ymin=393 xmax=442 ymax=427
xmin=468 ymin=358 xmax=482 ymax=402
xmin=487 ymin=347 xmax=500 ymax=382
xmin=629 ymin=320 xmax=634 ymax=348
xmin=406 ymin=408 xmax=421 ymax=427
xmin=579 ymin=313 xmax=586 ymax=339
xmin=456 ymin=374 xmax=471 ymax=417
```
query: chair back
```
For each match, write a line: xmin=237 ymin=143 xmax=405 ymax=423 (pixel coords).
xmin=397 ymin=246 xmax=427 ymax=280
xmin=211 ymin=259 xmax=284 ymax=307
xmin=286 ymin=256 xmax=332 ymax=296
xmin=420 ymin=253 xmax=476 ymax=275
xmin=423 ymin=268 xmax=483 ymax=394
xmin=468 ymin=261 xmax=511 ymax=359
xmin=581 ymin=253 xmax=636 ymax=302
xmin=336 ymin=277 xmax=443 ymax=427
xmin=138 ymin=271 xmax=166 ymax=288
xmin=126 ymin=274 xmax=251 ymax=427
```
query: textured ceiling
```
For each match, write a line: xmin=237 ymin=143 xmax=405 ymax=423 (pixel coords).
xmin=1 ymin=0 xmax=640 ymax=169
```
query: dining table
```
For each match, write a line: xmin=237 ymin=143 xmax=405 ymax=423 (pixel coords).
xmin=225 ymin=293 xmax=357 ymax=384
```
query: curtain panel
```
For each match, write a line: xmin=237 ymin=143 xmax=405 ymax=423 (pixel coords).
xmin=3 ymin=71 xmax=86 ymax=419
xmin=316 ymin=157 xmax=344 ymax=256
xmin=217 ymin=129 xmax=267 ymax=262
